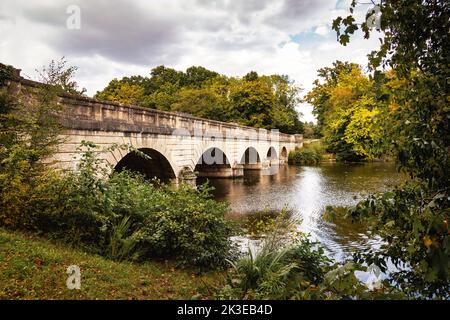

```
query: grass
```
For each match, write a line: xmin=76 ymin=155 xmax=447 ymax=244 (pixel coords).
xmin=0 ymin=228 xmax=223 ymax=300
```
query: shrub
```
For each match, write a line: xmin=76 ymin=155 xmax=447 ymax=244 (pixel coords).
xmin=288 ymin=143 xmax=323 ymax=165
xmin=0 ymin=74 xmax=63 ymax=230
xmin=217 ymin=216 xmax=332 ymax=299
xmin=0 ymin=140 xmax=237 ymax=268
xmin=49 ymin=143 xmax=237 ymax=267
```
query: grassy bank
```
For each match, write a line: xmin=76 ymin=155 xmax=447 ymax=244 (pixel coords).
xmin=0 ymin=228 xmax=222 ymax=300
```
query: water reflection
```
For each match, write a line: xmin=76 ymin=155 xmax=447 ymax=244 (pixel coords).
xmin=197 ymin=162 xmax=405 ymax=261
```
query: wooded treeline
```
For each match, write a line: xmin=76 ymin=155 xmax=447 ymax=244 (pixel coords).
xmin=96 ymin=66 xmax=304 ymax=134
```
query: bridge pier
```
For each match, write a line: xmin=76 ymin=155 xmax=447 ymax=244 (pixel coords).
xmin=232 ymin=163 xmax=244 ymax=177
xmin=242 ymin=163 xmax=262 ymax=170
xmin=195 ymin=163 xmax=244 ymax=179
xmin=178 ymin=167 xmax=197 ymax=186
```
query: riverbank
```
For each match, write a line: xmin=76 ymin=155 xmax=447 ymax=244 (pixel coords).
xmin=0 ymin=228 xmax=223 ymax=299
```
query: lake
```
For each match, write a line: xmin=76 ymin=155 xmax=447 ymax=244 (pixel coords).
xmin=197 ymin=162 xmax=405 ymax=261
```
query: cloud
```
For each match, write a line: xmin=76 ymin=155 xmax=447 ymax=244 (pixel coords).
xmin=315 ymin=25 xmax=329 ymax=36
xmin=0 ymin=0 xmax=381 ymax=122
xmin=21 ymin=0 xmax=189 ymax=65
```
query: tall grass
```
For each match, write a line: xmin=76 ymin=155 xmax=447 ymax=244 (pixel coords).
xmin=217 ymin=214 xmax=332 ymax=299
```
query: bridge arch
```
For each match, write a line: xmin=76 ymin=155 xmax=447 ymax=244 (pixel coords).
xmin=281 ymin=146 xmax=287 ymax=158
xmin=195 ymin=147 xmax=232 ymax=178
xmin=240 ymin=147 xmax=261 ymax=164
xmin=239 ymin=146 xmax=262 ymax=170
xmin=267 ymin=146 xmax=278 ymax=160
xmin=114 ymin=148 xmax=176 ymax=183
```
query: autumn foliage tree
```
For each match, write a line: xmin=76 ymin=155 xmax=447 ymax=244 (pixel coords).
xmin=331 ymin=0 xmax=450 ymax=298
xmin=305 ymin=62 xmax=387 ymax=161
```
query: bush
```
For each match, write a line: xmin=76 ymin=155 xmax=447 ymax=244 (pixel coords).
xmin=217 ymin=212 xmax=407 ymax=300
xmin=60 ymin=144 xmax=237 ymax=268
xmin=0 ymin=140 xmax=237 ymax=268
xmin=1 ymin=61 xmax=237 ymax=269
xmin=0 ymin=78 xmax=63 ymax=230
xmin=217 ymin=215 xmax=332 ymax=299
xmin=288 ymin=143 xmax=323 ymax=165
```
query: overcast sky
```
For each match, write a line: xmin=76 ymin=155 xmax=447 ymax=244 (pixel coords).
xmin=0 ymin=0 xmax=381 ymax=122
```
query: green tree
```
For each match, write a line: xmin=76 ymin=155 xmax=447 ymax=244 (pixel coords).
xmin=0 ymin=61 xmax=66 ymax=229
xmin=147 ymin=65 xmax=184 ymax=92
xmin=36 ymin=57 xmax=86 ymax=95
xmin=266 ymin=75 xmax=303 ymax=134
xmin=145 ymin=82 xmax=179 ymax=111
xmin=243 ymin=71 xmax=259 ymax=82
xmin=171 ymin=86 xmax=229 ymax=121
xmin=303 ymin=122 xmax=320 ymax=139
xmin=306 ymin=63 xmax=386 ymax=161
xmin=332 ymin=0 xmax=450 ymax=298
xmin=304 ymin=61 xmax=358 ymax=135
xmin=228 ymin=78 xmax=275 ymax=128
xmin=183 ymin=66 xmax=219 ymax=88
xmin=95 ymin=79 xmax=144 ymax=106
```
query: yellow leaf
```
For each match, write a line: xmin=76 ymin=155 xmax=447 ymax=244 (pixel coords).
xmin=423 ymin=236 xmax=432 ymax=248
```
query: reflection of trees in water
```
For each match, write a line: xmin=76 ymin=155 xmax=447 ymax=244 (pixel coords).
xmin=319 ymin=162 xmax=406 ymax=194
xmin=197 ymin=162 xmax=404 ymax=261
xmin=196 ymin=166 xmax=294 ymax=201
xmin=243 ymin=171 xmax=261 ymax=185
xmin=320 ymin=211 xmax=370 ymax=247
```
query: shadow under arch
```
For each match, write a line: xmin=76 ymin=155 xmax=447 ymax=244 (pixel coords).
xmin=240 ymin=147 xmax=261 ymax=165
xmin=281 ymin=146 xmax=288 ymax=159
xmin=267 ymin=146 xmax=278 ymax=160
xmin=114 ymin=148 xmax=176 ymax=183
xmin=195 ymin=147 xmax=231 ymax=178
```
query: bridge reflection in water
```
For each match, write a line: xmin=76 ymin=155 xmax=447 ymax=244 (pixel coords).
xmin=198 ymin=162 xmax=406 ymax=262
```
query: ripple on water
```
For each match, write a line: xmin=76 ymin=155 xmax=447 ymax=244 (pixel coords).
xmin=198 ymin=162 xmax=406 ymax=262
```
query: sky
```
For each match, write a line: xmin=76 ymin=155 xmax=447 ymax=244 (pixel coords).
xmin=0 ymin=0 xmax=381 ymax=123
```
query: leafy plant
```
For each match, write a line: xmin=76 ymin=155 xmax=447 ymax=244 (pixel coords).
xmin=330 ymin=0 xmax=450 ymax=298
xmin=107 ymin=216 xmax=141 ymax=262
xmin=217 ymin=215 xmax=332 ymax=299
xmin=288 ymin=143 xmax=324 ymax=165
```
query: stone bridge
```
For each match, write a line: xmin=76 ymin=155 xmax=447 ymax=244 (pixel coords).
xmin=2 ymin=65 xmax=303 ymax=183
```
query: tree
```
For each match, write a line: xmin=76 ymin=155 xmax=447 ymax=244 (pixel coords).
xmin=304 ymin=61 xmax=358 ymax=135
xmin=183 ymin=66 xmax=219 ymax=88
xmin=95 ymin=79 xmax=144 ymax=105
xmin=0 ymin=60 xmax=68 ymax=229
xmin=228 ymin=78 xmax=274 ymax=128
xmin=243 ymin=71 xmax=259 ymax=82
xmin=145 ymin=82 xmax=179 ymax=111
xmin=171 ymin=86 xmax=229 ymax=121
xmin=303 ymin=122 xmax=320 ymax=139
xmin=36 ymin=57 xmax=86 ymax=95
xmin=306 ymin=62 xmax=386 ymax=161
xmin=332 ymin=0 xmax=450 ymax=298
xmin=266 ymin=75 xmax=303 ymax=134
xmin=148 ymin=65 xmax=184 ymax=92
